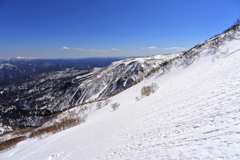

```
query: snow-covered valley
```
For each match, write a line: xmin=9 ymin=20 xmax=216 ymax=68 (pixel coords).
xmin=1 ymin=24 xmax=240 ymax=160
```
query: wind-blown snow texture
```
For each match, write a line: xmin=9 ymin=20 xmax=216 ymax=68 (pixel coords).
xmin=1 ymin=24 xmax=240 ymax=159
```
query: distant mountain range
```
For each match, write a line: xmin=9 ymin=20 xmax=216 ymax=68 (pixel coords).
xmin=0 ymin=58 xmax=122 ymax=86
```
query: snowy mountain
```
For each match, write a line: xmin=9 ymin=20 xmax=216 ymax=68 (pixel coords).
xmin=0 ymin=63 xmax=22 ymax=86
xmin=0 ymin=54 xmax=177 ymax=134
xmin=0 ymin=23 xmax=240 ymax=159
xmin=68 ymin=54 xmax=178 ymax=105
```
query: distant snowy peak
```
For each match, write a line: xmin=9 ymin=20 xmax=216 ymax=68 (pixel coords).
xmin=112 ymin=54 xmax=179 ymax=66
xmin=11 ymin=56 xmax=38 ymax=60
xmin=0 ymin=63 xmax=17 ymax=70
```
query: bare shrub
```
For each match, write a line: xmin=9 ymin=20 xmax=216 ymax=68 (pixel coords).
xmin=103 ymin=99 xmax=111 ymax=106
xmin=0 ymin=136 xmax=26 ymax=151
xmin=12 ymin=128 xmax=34 ymax=136
xmin=141 ymin=86 xmax=152 ymax=96
xmin=0 ymin=114 xmax=88 ymax=150
xmin=135 ymin=96 xmax=141 ymax=101
xmin=141 ymin=83 xmax=158 ymax=97
xmin=96 ymin=101 xmax=103 ymax=110
xmin=111 ymin=103 xmax=120 ymax=111
xmin=29 ymin=116 xmax=86 ymax=138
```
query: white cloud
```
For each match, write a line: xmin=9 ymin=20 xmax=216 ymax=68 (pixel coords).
xmin=111 ymin=48 xmax=121 ymax=51
xmin=16 ymin=56 xmax=25 ymax=59
xmin=161 ymin=47 xmax=186 ymax=51
xmin=62 ymin=46 xmax=70 ymax=50
xmin=144 ymin=46 xmax=186 ymax=51
xmin=61 ymin=46 xmax=121 ymax=55
xmin=145 ymin=46 xmax=186 ymax=52
xmin=147 ymin=46 xmax=159 ymax=50
xmin=15 ymin=56 xmax=38 ymax=59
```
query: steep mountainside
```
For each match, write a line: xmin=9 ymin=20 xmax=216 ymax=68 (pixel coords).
xmin=68 ymin=54 xmax=178 ymax=105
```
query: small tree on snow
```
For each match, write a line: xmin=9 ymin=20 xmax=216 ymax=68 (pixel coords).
xmin=141 ymin=83 xmax=159 ymax=97
xmin=111 ymin=103 xmax=120 ymax=111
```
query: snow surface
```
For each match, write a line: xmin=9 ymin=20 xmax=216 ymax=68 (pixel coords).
xmin=1 ymin=43 xmax=240 ymax=159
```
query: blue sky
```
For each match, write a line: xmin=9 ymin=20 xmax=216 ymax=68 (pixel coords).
xmin=0 ymin=0 xmax=239 ymax=58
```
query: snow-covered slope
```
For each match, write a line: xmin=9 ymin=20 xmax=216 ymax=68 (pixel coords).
xmin=0 ymin=54 xmax=177 ymax=132
xmin=1 ymin=24 xmax=240 ymax=159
